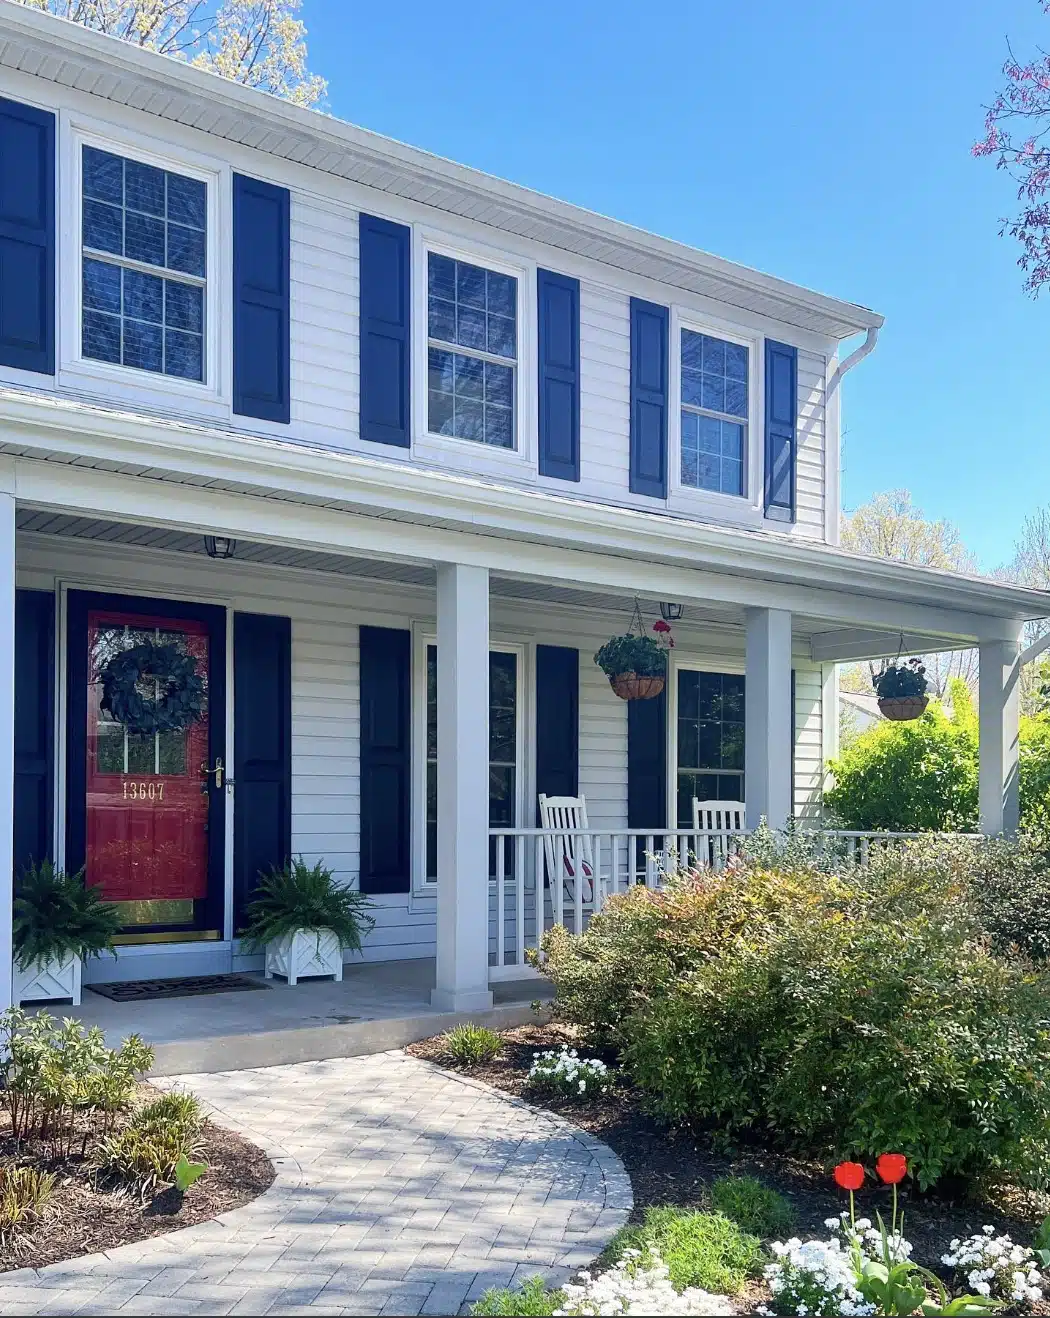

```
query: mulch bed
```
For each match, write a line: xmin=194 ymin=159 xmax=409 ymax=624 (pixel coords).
xmin=408 ymin=1023 xmax=1050 ymax=1313
xmin=0 ymin=1089 xmax=274 ymax=1274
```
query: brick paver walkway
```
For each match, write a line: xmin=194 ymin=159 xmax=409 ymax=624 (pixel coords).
xmin=0 ymin=1050 xmax=632 ymax=1316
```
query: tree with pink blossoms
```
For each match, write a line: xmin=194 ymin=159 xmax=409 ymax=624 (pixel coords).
xmin=974 ymin=1 xmax=1050 ymax=293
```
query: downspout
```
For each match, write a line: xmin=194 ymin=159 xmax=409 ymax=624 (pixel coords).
xmin=827 ymin=325 xmax=880 ymax=396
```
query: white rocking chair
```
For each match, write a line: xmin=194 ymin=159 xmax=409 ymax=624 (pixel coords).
xmin=538 ymin=793 xmax=596 ymax=906
xmin=690 ymin=798 xmax=746 ymax=869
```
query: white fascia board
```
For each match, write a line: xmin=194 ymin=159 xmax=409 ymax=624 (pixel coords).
xmin=810 ymin=628 xmax=979 ymax=663
xmin=3 ymin=387 xmax=1049 ymax=624
xmin=0 ymin=3 xmax=882 ymax=342
xmin=8 ymin=457 xmax=1034 ymax=645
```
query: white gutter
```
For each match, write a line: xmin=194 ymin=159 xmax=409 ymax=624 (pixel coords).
xmin=827 ymin=326 xmax=880 ymax=395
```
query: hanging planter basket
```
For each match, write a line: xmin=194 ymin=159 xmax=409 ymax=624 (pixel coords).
xmin=611 ymin=672 xmax=666 ymax=702
xmin=873 ymin=655 xmax=929 ymax=723
xmin=878 ymin=694 xmax=929 ymax=722
xmin=595 ymin=601 xmax=671 ymax=703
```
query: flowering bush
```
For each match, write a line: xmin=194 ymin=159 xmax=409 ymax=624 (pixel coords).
xmin=554 ymin=1249 xmax=733 ymax=1316
xmin=941 ymin=1227 xmax=1045 ymax=1305
xmin=760 ymin=1236 xmax=876 ymax=1317
xmin=525 ymin=1045 xmax=610 ymax=1098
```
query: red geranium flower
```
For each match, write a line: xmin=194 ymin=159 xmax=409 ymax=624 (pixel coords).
xmin=652 ymin=620 xmax=671 ymax=633
xmin=876 ymin=1153 xmax=907 ymax=1185
xmin=833 ymin=1161 xmax=865 ymax=1191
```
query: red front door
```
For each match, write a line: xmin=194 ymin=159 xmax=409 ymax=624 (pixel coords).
xmin=82 ymin=604 xmax=221 ymax=937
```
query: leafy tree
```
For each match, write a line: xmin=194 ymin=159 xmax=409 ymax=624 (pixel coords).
xmin=16 ymin=0 xmax=326 ymax=106
xmin=839 ymin=490 xmax=979 ymax=699
xmin=973 ymin=1 xmax=1050 ymax=294
xmin=998 ymin=506 xmax=1050 ymax=713
xmin=827 ymin=678 xmax=1050 ymax=830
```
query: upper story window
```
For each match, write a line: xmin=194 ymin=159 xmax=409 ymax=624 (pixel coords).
xmin=427 ymin=253 xmax=517 ymax=449
xmin=680 ymin=329 xmax=748 ymax=497
xmin=81 ymin=146 xmax=206 ymax=383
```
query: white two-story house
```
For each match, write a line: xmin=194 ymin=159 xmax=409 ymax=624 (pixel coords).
xmin=0 ymin=2 xmax=1045 ymax=1014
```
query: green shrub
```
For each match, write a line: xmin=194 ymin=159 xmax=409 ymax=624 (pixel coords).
xmin=965 ymin=828 xmax=1050 ymax=961
xmin=0 ymin=1165 xmax=56 ymax=1246
xmin=470 ymin=1277 xmax=563 ymax=1315
xmin=709 ymin=1175 xmax=795 ymax=1240
xmin=603 ymin=1206 xmax=762 ymax=1295
xmin=98 ymin=1091 xmax=205 ymax=1201
xmin=443 ymin=1023 xmax=503 ymax=1065
xmin=544 ymin=858 xmax=1050 ymax=1191
xmin=13 ymin=859 xmax=121 ymax=970
xmin=240 ymin=857 xmax=376 ymax=953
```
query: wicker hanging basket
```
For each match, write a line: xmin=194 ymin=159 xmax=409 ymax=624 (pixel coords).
xmin=610 ymin=672 xmax=666 ymax=702
xmin=878 ymin=695 xmax=929 ymax=722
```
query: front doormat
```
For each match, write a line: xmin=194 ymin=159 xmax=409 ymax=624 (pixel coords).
xmin=89 ymin=974 xmax=271 ymax=1002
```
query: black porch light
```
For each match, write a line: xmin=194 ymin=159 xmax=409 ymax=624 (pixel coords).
xmin=659 ymin=601 xmax=684 ymax=622
xmin=204 ymin=535 xmax=237 ymax=560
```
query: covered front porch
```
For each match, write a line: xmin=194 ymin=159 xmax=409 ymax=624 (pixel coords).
xmin=0 ymin=452 xmax=1043 ymax=1021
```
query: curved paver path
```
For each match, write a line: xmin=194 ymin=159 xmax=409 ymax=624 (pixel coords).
xmin=0 ymin=1050 xmax=632 ymax=1317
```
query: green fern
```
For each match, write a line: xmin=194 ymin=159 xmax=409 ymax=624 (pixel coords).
xmin=239 ymin=856 xmax=376 ymax=953
xmin=13 ymin=860 xmax=121 ymax=971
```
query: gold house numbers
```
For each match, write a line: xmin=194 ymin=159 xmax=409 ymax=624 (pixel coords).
xmin=121 ymin=778 xmax=165 ymax=801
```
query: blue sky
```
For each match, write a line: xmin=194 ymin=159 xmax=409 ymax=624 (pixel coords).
xmin=305 ymin=0 xmax=1048 ymax=572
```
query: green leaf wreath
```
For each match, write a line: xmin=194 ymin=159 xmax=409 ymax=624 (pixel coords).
xmin=99 ymin=641 xmax=205 ymax=735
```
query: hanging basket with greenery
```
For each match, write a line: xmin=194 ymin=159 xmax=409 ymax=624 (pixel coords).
xmin=594 ymin=602 xmax=671 ymax=702
xmin=874 ymin=657 xmax=929 ymax=721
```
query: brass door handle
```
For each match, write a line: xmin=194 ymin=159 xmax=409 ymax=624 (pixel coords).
xmin=200 ymin=758 xmax=227 ymax=790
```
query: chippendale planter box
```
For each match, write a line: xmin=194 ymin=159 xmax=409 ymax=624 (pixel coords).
xmin=14 ymin=952 xmax=83 ymax=1005
xmin=264 ymin=928 xmax=344 ymax=986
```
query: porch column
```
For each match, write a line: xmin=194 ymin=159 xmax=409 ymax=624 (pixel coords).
xmin=978 ymin=630 xmax=1021 ymax=836
xmin=0 ymin=489 xmax=14 ymax=1010
xmin=431 ymin=562 xmax=494 ymax=1013
xmin=744 ymin=607 xmax=793 ymax=831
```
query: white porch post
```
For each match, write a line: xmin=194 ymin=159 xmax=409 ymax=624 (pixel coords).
xmin=979 ymin=630 xmax=1021 ymax=836
xmin=0 ymin=489 xmax=14 ymax=1011
xmin=744 ymin=607 xmax=793 ymax=831
xmin=431 ymin=562 xmax=494 ymax=1012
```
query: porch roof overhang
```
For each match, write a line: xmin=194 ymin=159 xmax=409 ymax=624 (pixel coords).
xmin=3 ymin=387 xmax=1047 ymax=663
xmin=0 ymin=4 xmax=881 ymax=344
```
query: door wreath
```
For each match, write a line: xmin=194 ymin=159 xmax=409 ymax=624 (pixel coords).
xmin=99 ymin=641 xmax=206 ymax=735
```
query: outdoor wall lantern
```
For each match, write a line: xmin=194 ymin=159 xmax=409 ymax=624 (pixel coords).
xmin=204 ymin=535 xmax=237 ymax=560
xmin=659 ymin=601 xmax=684 ymax=622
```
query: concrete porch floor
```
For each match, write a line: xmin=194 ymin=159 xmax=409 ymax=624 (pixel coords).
xmin=63 ymin=958 xmax=550 ymax=1076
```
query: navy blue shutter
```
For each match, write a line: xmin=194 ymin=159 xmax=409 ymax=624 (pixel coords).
xmin=14 ymin=589 xmax=54 ymax=876
xmin=764 ymin=339 xmax=798 ymax=522
xmin=537 ymin=269 xmax=580 ymax=480
xmin=359 ymin=626 xmax=411 ymax=893
xmin=629 ymin=298 xmax=669 ymax=498
xmin=232 ymin=174 xmax=290 ymax=423
xmin=0 ymin=98 xmax=54 ymax=375
xmin=627 ymin=687 xmax=667 ymax=833
xmin=233 ymin=612 xmax=292 ymax=928
xmin=359 ymin=214 xmax=411 ymax=448
xmin=535 ymin=645 xmax=579 ymax=817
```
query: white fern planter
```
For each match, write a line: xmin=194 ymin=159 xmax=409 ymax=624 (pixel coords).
xmin=264 ymin=928 xmax=344 ymax=986
xmin=14 ymin=952 xmax=83 ymax=1005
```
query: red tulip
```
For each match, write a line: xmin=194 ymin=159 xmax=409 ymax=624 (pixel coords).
xmin=876 ymin=1153 xmax=907 ymax=1185
xmin=833 ymin=1161 xmax=865 ymax=1191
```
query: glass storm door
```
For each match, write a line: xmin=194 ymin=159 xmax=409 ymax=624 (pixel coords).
xmin=83 ymin=605 xmax=220 ymax=938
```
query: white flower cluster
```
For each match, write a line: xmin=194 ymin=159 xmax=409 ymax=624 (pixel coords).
xmin=941 ymin=1225 xmax=1045 ymax=1305
xmin=759 ymin=1237 xmax=876 ymax=1318
xmin=526 ymin=1045 xmax=610 ymax=1097
xmin=824 ymin=1212 xmax=912 ymax=1265
xmin=555 ymin=1249 xmax=734 ymax=1316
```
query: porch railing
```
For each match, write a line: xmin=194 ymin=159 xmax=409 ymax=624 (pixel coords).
xmin=485 ymin=826 xmax=980 ymax=979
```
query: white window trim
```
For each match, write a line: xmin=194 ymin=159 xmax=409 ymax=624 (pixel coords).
xmin=59 ymin=110 xmax=231 ymax=406
xmin=665 ymin=650 xmax=747 ymax=828
xmin=412 ymin=226 xmax=536 ymax=470
xmin=668 ymin=306 xmax=764 ymax=527
xmin=410 ymin=627 xmax=528 ymax=894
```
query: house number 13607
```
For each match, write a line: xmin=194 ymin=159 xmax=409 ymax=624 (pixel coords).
xmin=122 ymin=780 xmax=164 ymax=801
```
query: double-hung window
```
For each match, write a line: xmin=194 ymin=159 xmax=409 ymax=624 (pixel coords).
xmin=81 ymin=145 xmax=207 ymax=383
xmin=675 ymin=669 xmax=745 ymax=825
xmin=427 ymin=253 xmax=517 ymax=449
xmin=680 ymin=329 xmax=749 ymax=496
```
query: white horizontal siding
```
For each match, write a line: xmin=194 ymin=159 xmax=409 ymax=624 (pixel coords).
xmin=794 ymin=661 xmax=824 ymax=819
xmin=794 ymin=350 xmax=826 ymax=541
xmin=578 ymin=284 xmax=634 ymax=506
